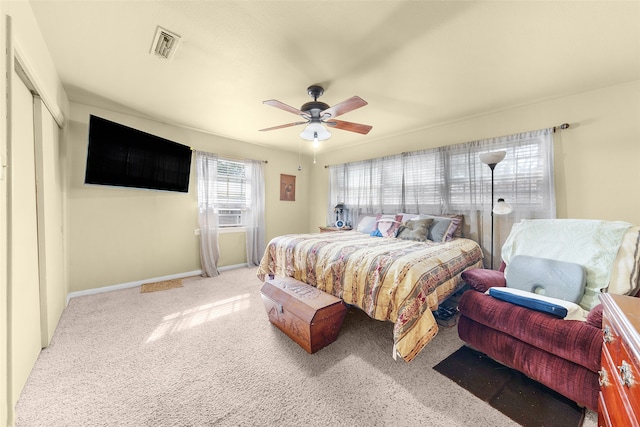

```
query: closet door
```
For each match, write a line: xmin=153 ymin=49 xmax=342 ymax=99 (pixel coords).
xmin=9 ymin=67 xmax=42 ymax=399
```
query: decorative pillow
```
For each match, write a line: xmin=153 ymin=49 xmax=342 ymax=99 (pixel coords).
xmin=505 ymin=255 xmax=586 ymax=303
xmin=396 ymin=218 xmax=433 ymax=242
xmin=419 ymin=215 xmax=454 ymax=242
xmin=439 ymin=214 xmax=465 ymax=238
xmin=443 ymin=216 xmax=462 ymax=240
xmin=488 ymin=287 xmax=588 ymax=321
xmin=607 ymin=226 xmax=640 ymax=296
xmin=371 ymin=214 xmax=402 ymax=238
xmin=356 ymin=216 xmax=378 ymax=234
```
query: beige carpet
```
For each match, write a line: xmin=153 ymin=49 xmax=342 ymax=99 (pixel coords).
xmin=15 ymin=267 xmax=597 ymax=426
xmin=140 ymin=278 xmax=183 ymax=293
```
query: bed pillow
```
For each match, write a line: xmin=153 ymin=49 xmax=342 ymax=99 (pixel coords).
xmin=397 ymin=213 xmax=419 ymax=223
xmin=439 ymin=214 xmax=465 ymax=238
xmin=355 ymin=216 xmax=378 ymax=234
xmin=371 ymin=214 xmax=402 ymax=238
xmin=396 ymin=218 xmax=433 ymax=242
xmin=420 ymin=213 xmax=464 ymax=239
xmin=488 ymin=287 xmax=588 ymax=321
xmin=442 ymin=216 xmax=462 ymax=240
xmin=505 ymin=255 xmax=586 ymax=304
xmin=419 ymin=215 xmax=455 ymax=242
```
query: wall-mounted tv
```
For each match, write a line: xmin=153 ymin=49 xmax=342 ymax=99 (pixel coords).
xmin=85 ymin=115 xmax=192 ymax=193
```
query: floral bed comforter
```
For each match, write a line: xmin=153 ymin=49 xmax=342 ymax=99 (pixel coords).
xmin=257 ymin=231 xmax=483 ymax=361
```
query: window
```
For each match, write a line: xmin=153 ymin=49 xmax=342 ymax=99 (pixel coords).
xmin=215 ymin=159 xmax=250 ymax=228
xmin=195 ymin=151 xmax=266 ymax=274
xmin=329 ymin=128 xmax=555 ymax=230
xmin=197 ymin=156 xmax=254 ymax=228
xmin=330 ymin=155 xmax=404 ymax=221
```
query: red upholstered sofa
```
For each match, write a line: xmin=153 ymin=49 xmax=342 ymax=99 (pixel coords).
xmin=457 ymin=220 xmax=640 ymax=412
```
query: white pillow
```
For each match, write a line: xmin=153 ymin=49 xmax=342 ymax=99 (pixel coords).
xmin=397 ymin=213 xmax=419 ymax=222
xmin=356 ymin=216 xmax=378 ymax=234
xmin=607 ymin=226 xmax=640 ymax=296
xmin=485 ymin=287 xmax=589 ymax=321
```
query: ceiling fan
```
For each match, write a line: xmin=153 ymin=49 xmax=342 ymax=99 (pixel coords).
xmin=259 ymin=85 xmax=372 ymax=141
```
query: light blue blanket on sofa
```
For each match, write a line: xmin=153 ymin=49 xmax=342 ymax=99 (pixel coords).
xmin=501 ymin=219 xmax=631 ymax=310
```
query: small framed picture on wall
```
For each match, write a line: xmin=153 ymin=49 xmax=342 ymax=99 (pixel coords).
xmin=280 ymin=174 xmax=296 ymax=201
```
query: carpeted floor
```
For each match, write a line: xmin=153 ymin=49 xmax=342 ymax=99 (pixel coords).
xmin=15 ymin=267 xmax=598 ymax=426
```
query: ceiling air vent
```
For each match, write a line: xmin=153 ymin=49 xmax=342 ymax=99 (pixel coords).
xmin=150 ymin=26 xmax=181 ymax=60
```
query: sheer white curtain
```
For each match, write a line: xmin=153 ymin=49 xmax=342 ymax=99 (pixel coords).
xmin=196 ymin=150 xmax=221 ymax=277
xmin=444 ymin=128 xmax=556 ymax=267
xmin=328 ymin=154 xmax=403 ymax=226
xmin=245 ymin=159 xmax=265 ymax=266
xmin=329 ymin=128 xmax=556 ymax=268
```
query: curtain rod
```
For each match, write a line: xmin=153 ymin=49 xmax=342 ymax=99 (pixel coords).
xmin=325 ymin=123 xmax=571 ymax=168
xmin=191 ymin=148 xmax=267 ymax=163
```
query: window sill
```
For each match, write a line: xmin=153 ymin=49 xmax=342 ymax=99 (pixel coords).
xmin=219 ymin=227 xmax=247 ymax=234
xmin=194 ymin=227 xmax=247 ymax=235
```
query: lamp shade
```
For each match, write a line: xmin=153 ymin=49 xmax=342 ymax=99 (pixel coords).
xmin=479 ymin=151 xmax=506 ymax=166
xmin=334 ymin=203 xmax=345 ymax=210
xmin=493 ymin=198 xmax=513 ymax=215
xmin=300 ymin=121 xmax=331 ymax=141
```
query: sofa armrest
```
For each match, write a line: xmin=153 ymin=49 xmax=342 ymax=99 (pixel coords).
xmin=586 ymin=303 xmax=603 ymax=328
xmin=461 ymin=268 xmax=506 ymax=293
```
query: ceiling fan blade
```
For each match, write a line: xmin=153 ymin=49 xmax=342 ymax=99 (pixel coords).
xmin=259 ymin=121 xmax=308 ymax=132
xmin=263 ymin=99 xmax=309 ymax=117
xmin=326 ymin=119 xmax=372 ymax=135
xmin=321 ymin=96 xmax=368 ymax=119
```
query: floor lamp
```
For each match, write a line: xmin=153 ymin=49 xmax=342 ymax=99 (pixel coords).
xmin=479 ymin=151 xmax=513 ymax=269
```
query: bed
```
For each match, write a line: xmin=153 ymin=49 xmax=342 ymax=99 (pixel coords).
xmin=257 ymin=230 xmax=483 ymax=361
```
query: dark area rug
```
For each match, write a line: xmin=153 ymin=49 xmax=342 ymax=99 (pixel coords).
xmin=433 ymin=346 xmax=585 ymax=427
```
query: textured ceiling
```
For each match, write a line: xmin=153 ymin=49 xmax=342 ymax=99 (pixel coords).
xmin=29 ymin=1 xmax=640 ymax=153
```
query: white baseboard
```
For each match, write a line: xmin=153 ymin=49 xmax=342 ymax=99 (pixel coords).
xmin=218 ymin=263 xmax=251 ymax=271
xmin=65 ymin=270 xmax=202 ymax=306
xmin=65 ymin=264 xmax=254 ymax=306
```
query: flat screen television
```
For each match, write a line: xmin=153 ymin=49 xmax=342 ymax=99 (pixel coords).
xmin=85 ymin=115 xmax=192 ymax=193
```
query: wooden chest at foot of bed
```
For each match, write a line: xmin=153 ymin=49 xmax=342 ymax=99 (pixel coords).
xmin=260 ymin=277 xmax=347 ymax=354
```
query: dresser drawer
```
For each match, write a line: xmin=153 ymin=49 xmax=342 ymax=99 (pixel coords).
xmin=619 ymin=337 xmax=640 ymax=407
xmin=600 ymin=343 xmax=638 ymax=426
xmin=599 ymin=293 xmax=640 ymax=427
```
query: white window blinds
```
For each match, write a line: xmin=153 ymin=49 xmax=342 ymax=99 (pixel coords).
xmin=328 ymin=128 xmax=556 ymax=266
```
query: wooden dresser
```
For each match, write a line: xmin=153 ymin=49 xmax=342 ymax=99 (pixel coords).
xmin=598 ymin=293 xmax=640 ymax=427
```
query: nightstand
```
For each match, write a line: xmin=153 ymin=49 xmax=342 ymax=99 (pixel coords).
xmin=319 ymin=226 xmax=353 ymax=233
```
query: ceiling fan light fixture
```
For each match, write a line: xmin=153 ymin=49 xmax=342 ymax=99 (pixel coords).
xmin=300 ymin=121 xmax=331 ymax=141
xmin=262 ymin=86 xmax=370 ymax=139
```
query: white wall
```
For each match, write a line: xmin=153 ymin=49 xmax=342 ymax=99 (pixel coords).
xmin=65 ymin=103 xmax=312 ymax=293
xmin=1 ymin=2 xmax=69 ymax=425
xmin=0 ymin=10 xmax=8 ymax=427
